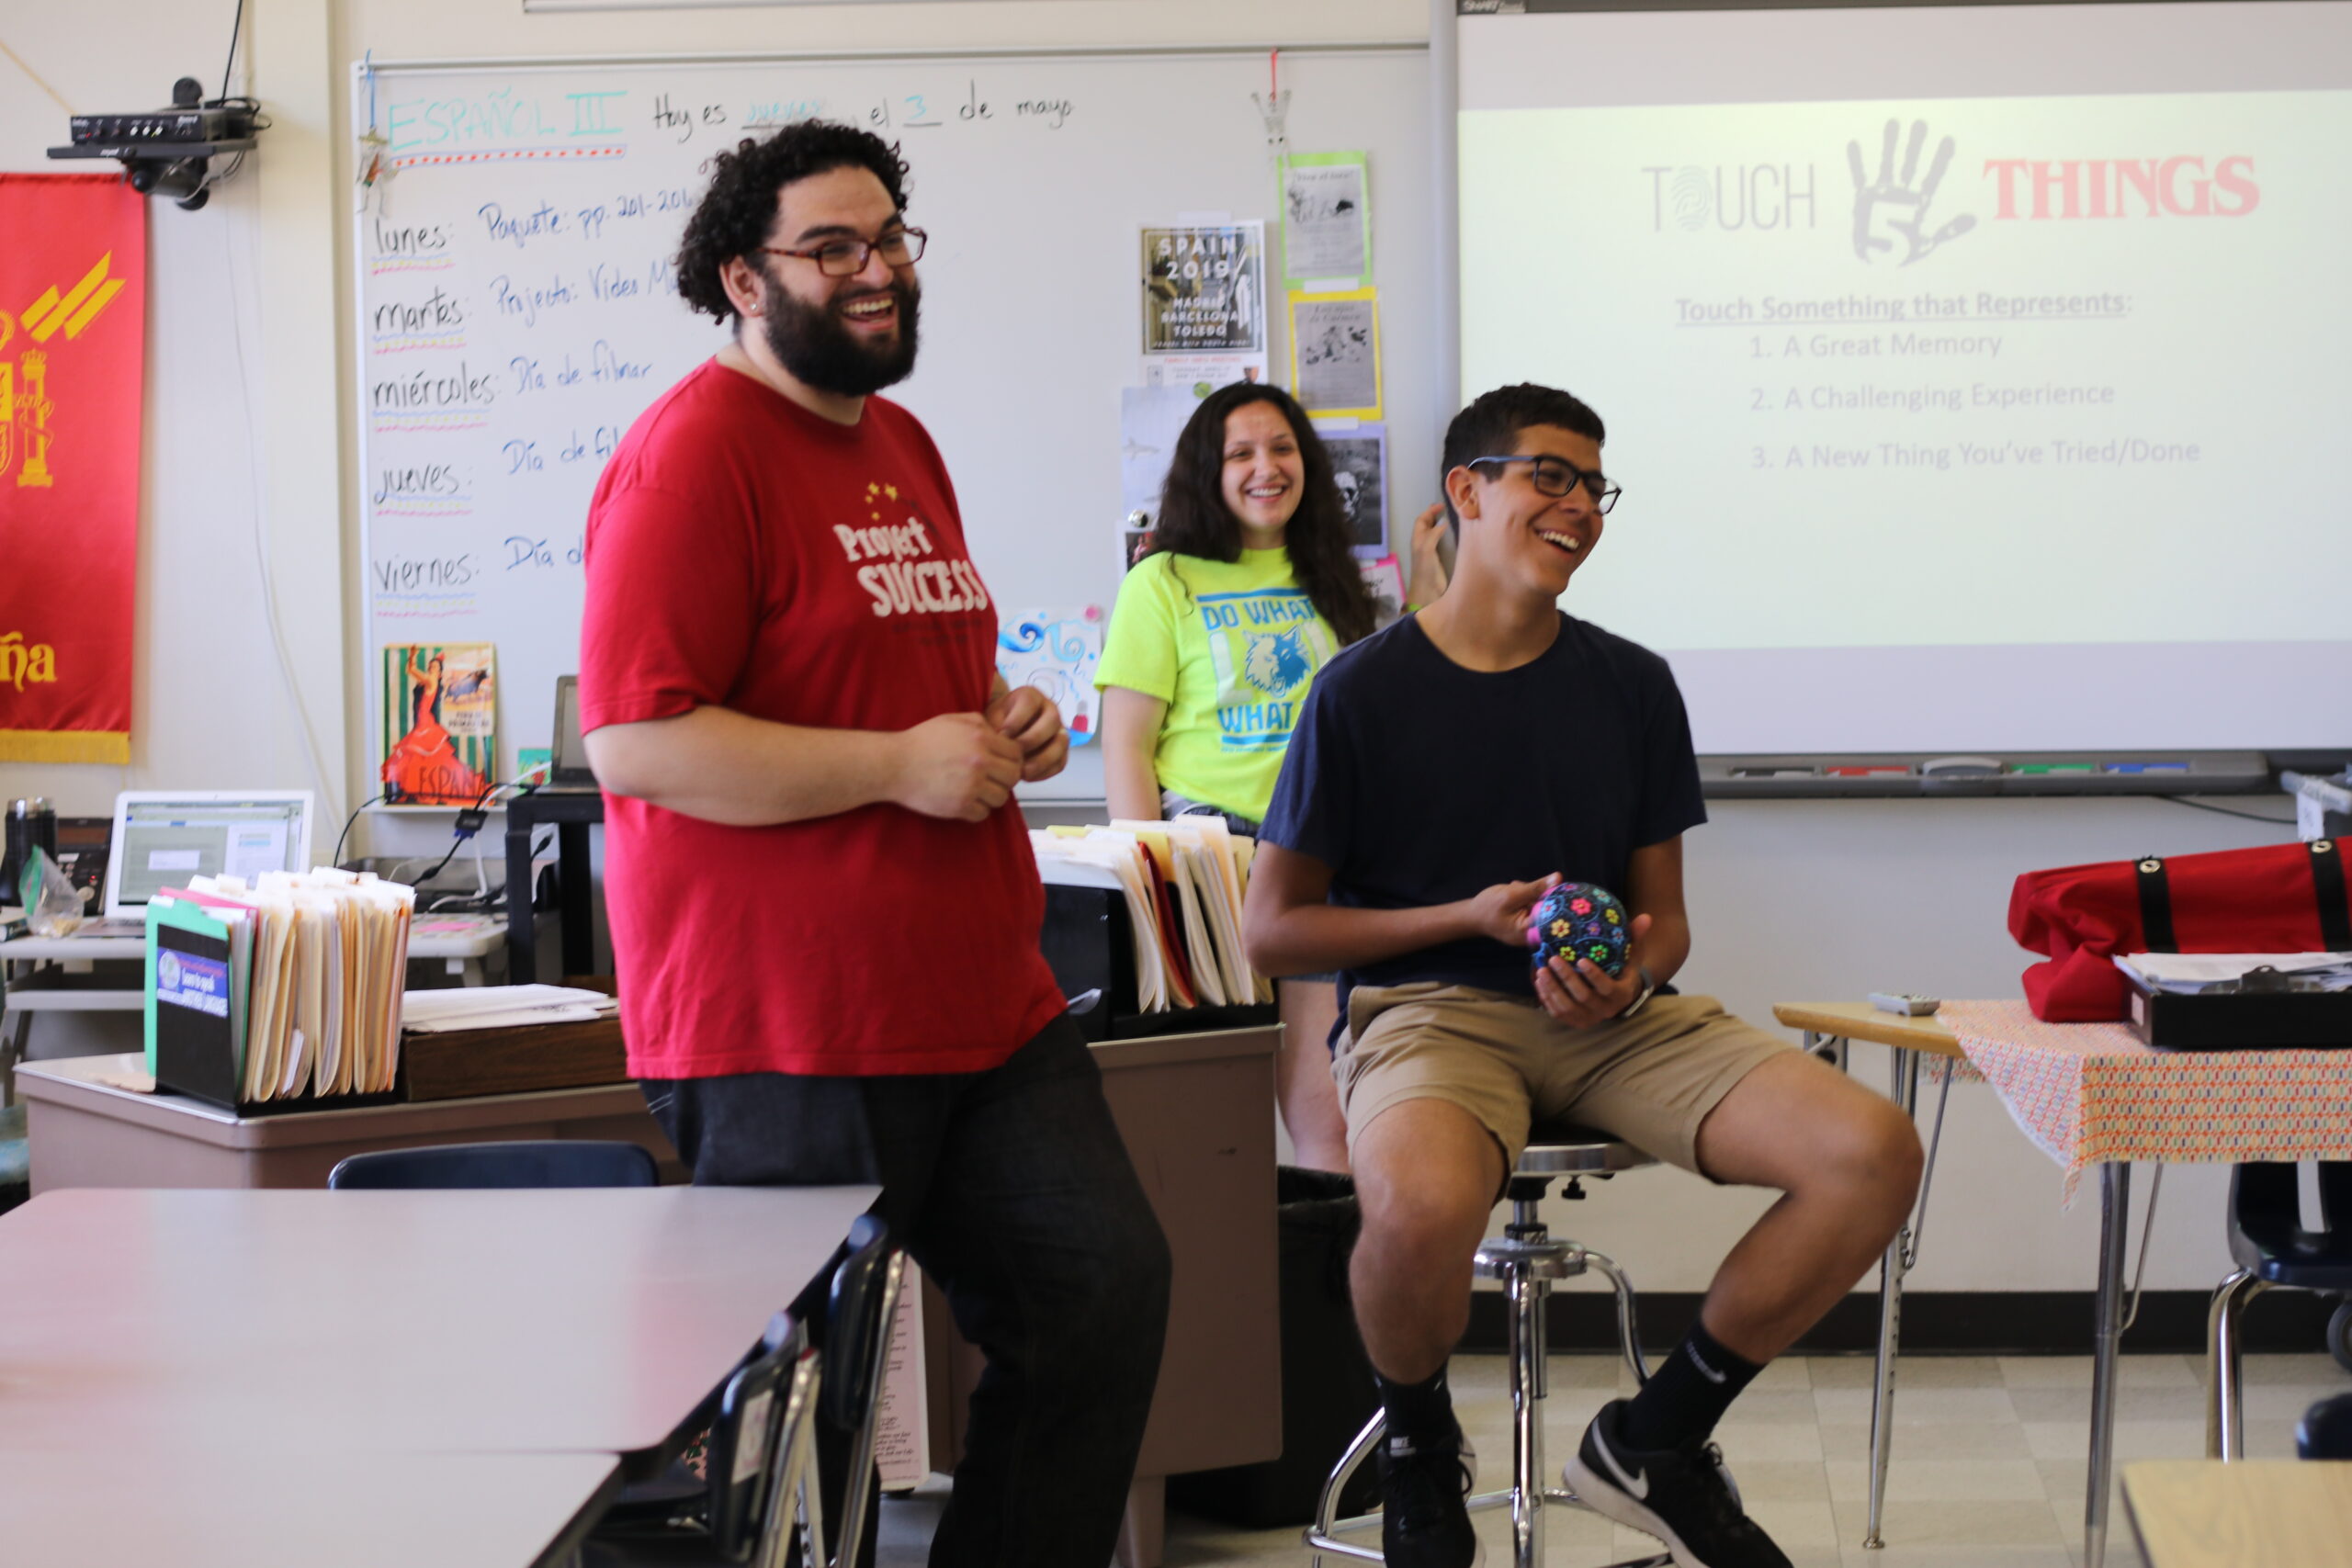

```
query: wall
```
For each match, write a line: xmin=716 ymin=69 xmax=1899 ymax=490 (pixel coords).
xmin=0 ymin=3 xmax=344 ymax=825
xmin=2 ymin=0 xmax=2294 ymax=1294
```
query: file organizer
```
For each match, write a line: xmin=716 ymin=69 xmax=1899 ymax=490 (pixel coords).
xmin=1042 ymin=885 xmax=1275 ymax=1043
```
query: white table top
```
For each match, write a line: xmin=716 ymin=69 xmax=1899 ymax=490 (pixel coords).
xmin=0 ymin=1447 xmax=618 ymax=1568
xmin=0 ymin=1184 xmax=875 ymax=1459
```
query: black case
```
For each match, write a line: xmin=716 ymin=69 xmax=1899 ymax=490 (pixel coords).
xmin=1040 ymin=885 xmax=1277 ymax=1041
xmin=2126 ymin=977 xmax=2352 ymax=1051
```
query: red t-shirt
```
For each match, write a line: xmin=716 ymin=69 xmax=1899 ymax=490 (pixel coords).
xmin=578 ymin=360 xmax=1065 ymax=1078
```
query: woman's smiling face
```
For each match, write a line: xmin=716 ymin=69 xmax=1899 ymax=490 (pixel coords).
xmin=1218 ymin=400 xmax=1306 ymax=541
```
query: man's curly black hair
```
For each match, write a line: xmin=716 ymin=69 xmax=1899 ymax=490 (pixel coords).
xmin=675 ymin=121 xmax=911 ymax=323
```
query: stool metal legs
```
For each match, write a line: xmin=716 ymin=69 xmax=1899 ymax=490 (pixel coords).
xmin=1304 ymin=1206 xmax=1664 ymax=1568
xmin=2205 ymin=1266 xmax=2272 ymax=1460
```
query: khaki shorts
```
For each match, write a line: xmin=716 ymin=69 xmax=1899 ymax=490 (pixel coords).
xmin=1333 ymin=983 xmax=1791 ymax=1178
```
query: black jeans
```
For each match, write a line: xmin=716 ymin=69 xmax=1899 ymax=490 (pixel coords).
xmin=643 ymin=1013 xmax=1172 ymax=1568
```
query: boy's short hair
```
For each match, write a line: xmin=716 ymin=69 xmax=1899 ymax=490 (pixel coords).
xmin=1441 ymin=383 xmax=1607 ymax=478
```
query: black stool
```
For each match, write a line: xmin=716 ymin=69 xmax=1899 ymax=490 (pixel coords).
xmin=1306 ymin=1122 xmax=1669 ymax=1568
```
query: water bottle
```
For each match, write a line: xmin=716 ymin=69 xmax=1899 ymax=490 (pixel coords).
xmin=4 ymin=797 xmax=57 ymax=907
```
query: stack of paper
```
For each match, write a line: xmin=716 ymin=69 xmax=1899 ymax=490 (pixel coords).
xmin=153 ymin=868 xmax=416 ymax=1102
xmin=2115 ymin=952 xmax=2352 ymax=995
xmin=401 ymin=984 xmax=617 ymax=1033
xmin=1033 ymin=820 xmax=1272 ymax=1015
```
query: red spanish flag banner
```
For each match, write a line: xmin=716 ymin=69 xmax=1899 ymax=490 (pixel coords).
xmin=0 ymin=174 xmax=145 ymax=763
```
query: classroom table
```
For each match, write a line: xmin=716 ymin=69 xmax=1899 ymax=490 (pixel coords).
xmin=0 ymin=1184 xmax=875 ymax=1475
xmin=1775 ymin=998 xmax=2352 ymax=1568
xmin=0 ymin=1447 xmax=623 ymax=1568
xmin=12 ymin=1050 xmax=673 ymax=1191
xmin=2123 ymin=1459 xmax=2352 ymax=1568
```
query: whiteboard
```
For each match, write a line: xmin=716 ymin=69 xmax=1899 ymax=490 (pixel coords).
xmin=355 ymin=46 xmax=1434 ymax=803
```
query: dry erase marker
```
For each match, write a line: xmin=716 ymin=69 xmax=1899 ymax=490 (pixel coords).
xmin=2011 ymin=762 xmax=2095 ymax=775
xmin=1825 ymin=765 xmax=1911 ymax=778
xmin=2101 ymin=761 xmax=2189 ymax=774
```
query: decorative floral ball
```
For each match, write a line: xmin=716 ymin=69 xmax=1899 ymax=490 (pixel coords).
xmin=1526 ymin=882 xmax=1630 ymax=979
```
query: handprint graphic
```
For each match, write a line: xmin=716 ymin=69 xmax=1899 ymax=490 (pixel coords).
xmin=1849 ymin=118 xmax=1976 ymax=265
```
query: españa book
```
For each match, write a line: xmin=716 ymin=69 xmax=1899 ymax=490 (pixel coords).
xmin=382 ymin=642 xmax=496 ymax=807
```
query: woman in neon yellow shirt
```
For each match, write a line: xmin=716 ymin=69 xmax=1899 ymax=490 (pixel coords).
xmin=1097 ymin=383 xmax=1443 ymax=1171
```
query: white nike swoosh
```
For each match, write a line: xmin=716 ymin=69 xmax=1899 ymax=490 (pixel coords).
xmin=1594 ymin=1430 xmax=1649 ymax=1500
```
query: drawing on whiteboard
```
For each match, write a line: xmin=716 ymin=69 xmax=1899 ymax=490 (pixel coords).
xmin=997 ymin=609 xmax=1104 ymax=746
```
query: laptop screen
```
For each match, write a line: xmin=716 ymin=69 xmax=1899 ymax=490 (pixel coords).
xmin=115 ymin=797 xmax=311 ymax=908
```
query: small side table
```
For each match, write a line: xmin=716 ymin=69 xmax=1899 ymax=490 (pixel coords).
xmin=1773 ymin=1001 xmax=1971 ymax=1551
xmin=503 ymin=787 xmax=603 ymax=983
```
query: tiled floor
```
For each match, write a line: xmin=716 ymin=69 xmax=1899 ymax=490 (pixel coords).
xmin=874 ymin=1351 xmax=2352 ymax=1567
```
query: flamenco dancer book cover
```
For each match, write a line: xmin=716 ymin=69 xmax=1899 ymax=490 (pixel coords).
xmin=381 ymin=642 xmax=497 ymax=807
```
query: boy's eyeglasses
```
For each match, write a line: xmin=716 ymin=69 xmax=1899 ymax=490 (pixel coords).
xmin=761 ymin=227 xmax=928 ymax=277
xmin=1465 ymin=454 xmax=1621 ymax=514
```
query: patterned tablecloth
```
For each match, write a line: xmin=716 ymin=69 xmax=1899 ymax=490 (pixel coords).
xmin=1938 ymin=999 xmax=2352 ymax=1201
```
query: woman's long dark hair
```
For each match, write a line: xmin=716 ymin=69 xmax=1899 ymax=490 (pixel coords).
xmin=1148 ymin=383 xmax=1379 ymax=646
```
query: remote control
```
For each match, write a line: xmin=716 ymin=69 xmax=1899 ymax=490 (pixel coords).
xmin=1869 ymin=992 xmax=1939 ymax=1016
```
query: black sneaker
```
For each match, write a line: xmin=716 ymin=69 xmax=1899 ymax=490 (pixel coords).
xmin=1375 ymin=1425 xmax=1483 ymax=1568
xmin=1562 ymin=1399 xmax=1791 ymax=1568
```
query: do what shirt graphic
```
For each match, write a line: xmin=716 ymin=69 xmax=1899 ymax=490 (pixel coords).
xmin=1201 ymin=587 xmax=1335 ymax=750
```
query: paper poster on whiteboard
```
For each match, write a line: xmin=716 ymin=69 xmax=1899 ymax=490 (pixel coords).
xmin=1290 ymin=289 xmax=1383 ymax=420
xmin=1282 ymin=152 xmax=1372 ymax=290
xmin=997 ymin=608 xmax=1105 ymax=747
xmin=1141 ymin=222 xmax=1266 ymax=362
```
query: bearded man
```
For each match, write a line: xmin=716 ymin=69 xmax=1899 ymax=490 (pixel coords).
xmin=578 ymin=122 xmax=1170 ymax=1568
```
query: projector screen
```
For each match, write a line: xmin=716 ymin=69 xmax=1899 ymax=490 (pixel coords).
xmin=1458 ymin=2 xmax=2352 ymax=755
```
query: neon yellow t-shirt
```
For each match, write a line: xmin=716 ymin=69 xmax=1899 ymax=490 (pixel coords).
xmin=1094 ymin=547 xmax=1340 ymax=825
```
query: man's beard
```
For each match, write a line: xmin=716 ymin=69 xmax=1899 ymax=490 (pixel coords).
xmin=759 ymin=276 xmax=921 ymax=397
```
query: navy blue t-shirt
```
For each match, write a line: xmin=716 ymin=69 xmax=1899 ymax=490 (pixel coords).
xmin=1259 ymin=612 xmax=1707 ymax=1003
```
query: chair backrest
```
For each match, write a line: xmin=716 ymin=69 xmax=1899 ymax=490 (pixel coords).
xmin=2300 ymin=1392 xmax=2352 ymax=1460
xmin=2320 ymin=1162 xmax=2352 ymax=1234
xmin=823 ymin=1213 xmax=895 ymax=1430
xmin=821 ymin=1213 xmax=906 ymax=1568
xmin=701 ymin=1328 xmax=810 ymax=1562
xmin=326 ymin=1139 xmax=659 ymax=1190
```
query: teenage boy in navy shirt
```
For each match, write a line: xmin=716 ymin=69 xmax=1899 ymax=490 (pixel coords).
xmin=1243 ymin=384 xmax=1924 ymax=1568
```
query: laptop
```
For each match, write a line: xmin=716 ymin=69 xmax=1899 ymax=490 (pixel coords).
xmin=78 ymin=790 xmax=317 ymax=935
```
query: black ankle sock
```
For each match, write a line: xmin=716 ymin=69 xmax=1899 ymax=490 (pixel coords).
xmin=1620 ymin=1319 xmax=1763 ymax=1451
xmin=1375 ymin=1365 xmax=1457 ymax=1453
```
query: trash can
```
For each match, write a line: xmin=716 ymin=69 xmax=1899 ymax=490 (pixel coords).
xmin=1167 ymin=1167 xmax=1383 ymax=1527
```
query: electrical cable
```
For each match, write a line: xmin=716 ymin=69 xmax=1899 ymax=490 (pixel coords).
xmin=220 ymin=0 xmax=245 ymax=102
xmin=2155 ymin=795 xmax=2300 ymax=827
xmin=333 ymin=792 xmax=390 ymax=871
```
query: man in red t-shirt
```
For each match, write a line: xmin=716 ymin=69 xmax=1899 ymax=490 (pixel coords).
xmin=579 ymin=123 xmax=1169 ymax=1568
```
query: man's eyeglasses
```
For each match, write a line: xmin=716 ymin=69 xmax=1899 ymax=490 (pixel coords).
xmin=761 ymin=227 xmax=928 ymax=277
xmin=1465 ymin=453 xmax=1622 ymax=514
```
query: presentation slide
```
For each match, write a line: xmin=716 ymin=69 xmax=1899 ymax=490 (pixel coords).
xmin=1459 ymin=3 xmax=2352 ymax=755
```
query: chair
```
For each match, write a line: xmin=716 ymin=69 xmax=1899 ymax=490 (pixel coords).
xmin=2299 ymin=1393 xmax=2352 ymax=1460
xmin=326 ymin=1138 xmax=659 ymax=1190
xmin=1306 ymin=1122 xmax=1669 ymax=1568
xmin=590 ymin=1213 xmax=908 ymax=1568
xmin=2205 ymin=1160 xmax=2352 ymax=1458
